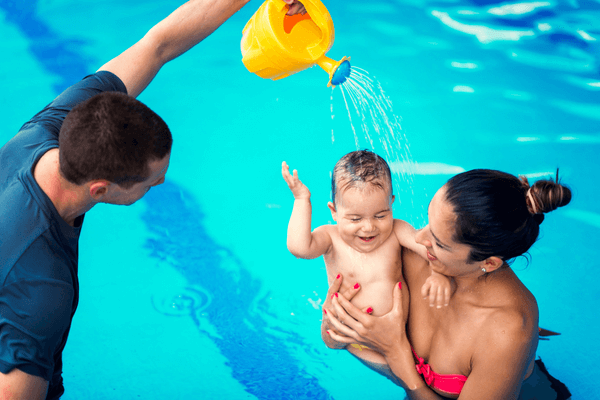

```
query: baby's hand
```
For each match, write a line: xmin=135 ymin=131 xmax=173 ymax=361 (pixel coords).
xmin=421 ymin=270 xmax=451 ymax=309
xmin=282 ymin=161 xmax=311 ymax=200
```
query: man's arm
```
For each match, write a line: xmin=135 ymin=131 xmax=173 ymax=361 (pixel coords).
xmin=0 ymin=369 xmax=48 ymax=400
xmin=97 ymin=0 xmax=251 ymax=98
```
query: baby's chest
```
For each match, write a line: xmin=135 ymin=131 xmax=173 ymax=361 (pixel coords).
xmin=325 ymin=242 xmax=402 ymax=282
xmin=324 ymin=242 xmax=405 ymax=315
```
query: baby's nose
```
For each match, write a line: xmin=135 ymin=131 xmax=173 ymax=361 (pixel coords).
xmin=362 ymin=219 xmax=376 ymax=232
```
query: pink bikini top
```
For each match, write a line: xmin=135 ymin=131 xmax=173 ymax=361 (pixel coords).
xmin=412 ymin=347 xmax=468 ymax=396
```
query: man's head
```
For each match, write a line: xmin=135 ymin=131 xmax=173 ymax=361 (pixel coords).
xmin=58 ymin=91 xmax=172 ymax=204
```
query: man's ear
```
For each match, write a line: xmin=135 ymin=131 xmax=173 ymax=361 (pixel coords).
xmin=89 ymin=181 xmax=111 ymax=200
xmin=327 ymin=201 xmax=337 ymax=222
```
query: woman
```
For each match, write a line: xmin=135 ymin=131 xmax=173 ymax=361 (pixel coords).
xmin=323 ymin=169 xmax=572 ymax=399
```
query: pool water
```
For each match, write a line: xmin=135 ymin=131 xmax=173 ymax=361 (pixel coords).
xmin=1 ymin=0 xmax=599 ymax=398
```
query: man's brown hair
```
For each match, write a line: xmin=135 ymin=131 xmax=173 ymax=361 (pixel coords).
xmin=58 ymin=91 xmax=172 ymax=189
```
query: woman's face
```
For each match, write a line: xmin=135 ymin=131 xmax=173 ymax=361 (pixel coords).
xmin=415 ymin=185 xmax=483 ymax=277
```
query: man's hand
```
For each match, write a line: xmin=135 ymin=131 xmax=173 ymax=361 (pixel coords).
xmin=283 ymin=0 xmax=307 ymax=15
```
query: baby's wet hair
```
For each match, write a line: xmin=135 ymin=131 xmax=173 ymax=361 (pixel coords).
xmin=331 ymin=150 xmax=393 ymax=205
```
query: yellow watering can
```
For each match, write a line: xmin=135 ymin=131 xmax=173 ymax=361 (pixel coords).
xmin=241 ymin=0 xmax=351 ymax=87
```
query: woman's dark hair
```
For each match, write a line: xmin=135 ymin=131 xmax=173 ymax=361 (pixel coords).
xmin=59 ymin=91 xmax=172 ymax=189
xmin=444 ymin=169 xmax=571 ymax=263
xmin=331 ymin=149 xmax=393 ymax=205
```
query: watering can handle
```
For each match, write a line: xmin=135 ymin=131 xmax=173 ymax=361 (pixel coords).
xmin=273 ymin=0 xmax=335 ymax=58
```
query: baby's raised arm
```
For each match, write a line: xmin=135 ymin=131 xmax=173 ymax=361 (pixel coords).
xmin=282 ymin=162 xmax=332 ymax=259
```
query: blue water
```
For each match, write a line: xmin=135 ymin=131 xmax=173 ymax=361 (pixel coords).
xmin=1 ymin=0 xmax=599 ymax=398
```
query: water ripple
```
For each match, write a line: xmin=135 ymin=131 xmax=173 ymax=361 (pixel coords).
xmin=151 ymin=285 xmax=213 ymax=317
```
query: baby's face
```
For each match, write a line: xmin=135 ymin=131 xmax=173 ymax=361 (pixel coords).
xmin=330 ymin=185 xmax=394 ymax=253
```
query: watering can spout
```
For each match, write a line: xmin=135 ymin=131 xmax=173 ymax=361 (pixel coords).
xmin=241 ymin=0 xmax=351 ymax=87
xmin=316 ymin=55 xmax=351 ymax=87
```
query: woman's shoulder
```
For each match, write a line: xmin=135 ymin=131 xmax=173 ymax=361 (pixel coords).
xmin=475 ymin=269 xmax=539 ymax=349
xmin=490 ymin=268 xmax=538 ymax=314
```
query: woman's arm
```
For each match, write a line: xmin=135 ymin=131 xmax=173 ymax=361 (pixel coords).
xmin=325 ymin=282 xmax=445 ymax=398
xmin=456 ymin=312 xmax=537 ymax=399
xmin=325 ymin=281 xmax=537 ymax=399
xmin=321 ymin=274 xmax=364 ymax=349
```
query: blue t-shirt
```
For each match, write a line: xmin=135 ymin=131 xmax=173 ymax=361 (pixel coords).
xmin=0 ymin=71 xmax=127 ymax=399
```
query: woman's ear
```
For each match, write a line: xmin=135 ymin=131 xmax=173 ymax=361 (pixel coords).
xmin=328 ymin=201 xmax=337 ymax=222
xmin=483 ymin=256 xmax=504 ymax=273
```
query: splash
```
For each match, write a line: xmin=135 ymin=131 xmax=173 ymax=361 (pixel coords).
xmin=333 ymin=67 xmax=416 ymax=208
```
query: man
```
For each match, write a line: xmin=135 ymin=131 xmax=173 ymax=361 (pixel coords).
xmin=0 ymin=0 xmax=310 ymax=398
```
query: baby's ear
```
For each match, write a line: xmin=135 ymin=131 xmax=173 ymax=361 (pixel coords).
xmin=327 ymin=201 xmax=337 ymax=221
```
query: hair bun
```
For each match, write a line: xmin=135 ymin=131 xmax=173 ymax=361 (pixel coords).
xmin=533 ymin=213 xmax=545 ymax=224
xmin=520 ymin=171 xmax=572 ymax=218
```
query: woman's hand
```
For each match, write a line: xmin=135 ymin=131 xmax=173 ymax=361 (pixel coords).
xmin=325 ymin=282 xmax=431 ymax=394
xmin=321 ymin=274 xmax=371 ymax=348
xmin=324 ymin=282 xmax=407 ymax=355
xmin=325 ymin=281 xmax=441 ymax=396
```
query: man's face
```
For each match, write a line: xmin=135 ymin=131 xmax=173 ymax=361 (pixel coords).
xmin=103 ymin=153 xmax=170 ymax=206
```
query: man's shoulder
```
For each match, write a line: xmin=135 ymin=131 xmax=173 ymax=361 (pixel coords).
xmin=1 ymin=232 xmax=77 ymax=292
xmin=0 ymin=179 xmax=55 ymax=278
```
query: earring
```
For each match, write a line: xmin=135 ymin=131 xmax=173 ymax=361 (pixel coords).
xmin=481 ymin=267 xmax=487 ymax=273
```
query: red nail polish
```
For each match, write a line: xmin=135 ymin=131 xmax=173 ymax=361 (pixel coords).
xmin=331 ymin=294 xmax=335 ymax=299
xmin=324 ymin=309 xmax=327 ymax=314
xmin=354 ymin=283 xmax=360 ymax=289
xmin=366 ymin=307 xmax=373 ymax=314
xmin=326 ymin=331 xmax=330 ymax=335
xmin=398 ymin=282 xmax=402 ymax=289
xmin=336 ymin=274 xmax=341 ymax=279
xmin=334 ymin=293 xmax=338 ymax=298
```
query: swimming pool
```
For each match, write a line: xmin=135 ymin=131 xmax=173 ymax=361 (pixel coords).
xmin=1 ymin=0 xmax=598 ymax=398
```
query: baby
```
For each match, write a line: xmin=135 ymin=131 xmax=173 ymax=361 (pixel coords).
xmin=282 ymin=150 xmax=451 ymax=365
